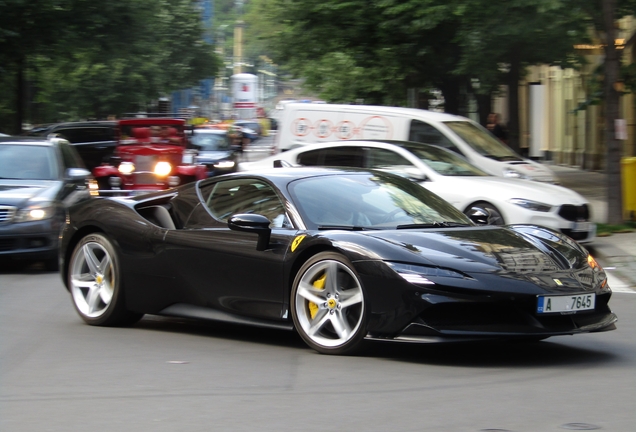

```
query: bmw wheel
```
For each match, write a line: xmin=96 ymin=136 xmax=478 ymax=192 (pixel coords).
xmin=465 ymin=201 xmax=505 ymax=225
xmin=291 ymin=252 xmax=367 ymax=355
xmin=68 ymin=233 xmax=142 ymax=326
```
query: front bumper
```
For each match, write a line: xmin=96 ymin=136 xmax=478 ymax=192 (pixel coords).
xmin=0 ymin=218 xmax=61 ymax=260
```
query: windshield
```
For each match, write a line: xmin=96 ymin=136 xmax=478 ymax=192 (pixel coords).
xmin=403 ymin=143 xmax=490 ymax=176
xmin=444 ymin=121 xmax=523 ymax=162
xmin=288 ymin=172 xmax=472 ymax=230
xmin=0 ymin=145 xmax=58 ymax=180
xmin=191 ymin=132 xmax=231 ymax=151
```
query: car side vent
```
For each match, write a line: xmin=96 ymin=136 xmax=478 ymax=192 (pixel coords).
xmin=137 ymin=206 xmax=177 ymax=230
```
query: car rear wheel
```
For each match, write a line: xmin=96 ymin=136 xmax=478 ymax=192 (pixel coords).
xmin=291 ymin=252 xmax=367 ymax=355
xmin=465 ymin=201 xmax=505 ymax=225
xmin=68 ymin=233 xmax=142 ymax=326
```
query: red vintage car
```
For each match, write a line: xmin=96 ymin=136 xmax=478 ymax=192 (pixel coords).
xmin=94 ymin=118 xmax=206 ymax=195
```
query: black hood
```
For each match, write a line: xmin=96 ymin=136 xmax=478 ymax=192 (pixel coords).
xmin=364 ymin=226 xmax=584 ymax=275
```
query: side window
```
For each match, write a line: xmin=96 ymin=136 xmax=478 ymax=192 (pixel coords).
xmin=202 ymin=179 xmax=292 ymax=228
xmin=55 ymin=127 xmax=114 ymax=143
xmin=297 ymin=149 xmax=322 ymax=166
xmin=59 ymin=141 xmax=85 ymax=170
xmin=367 ymin=148 xmax=415 ymax=169
xmin=321 ymin=147 xmax=364 ymax=168
xmin=409 ymin=120 xmax=461 ymax=154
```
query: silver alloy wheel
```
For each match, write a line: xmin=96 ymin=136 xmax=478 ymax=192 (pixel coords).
xmin=466 ymin=202 xmax=505 ymax=225
xmin=70 ymin=240 xmax=115 ymax=318
xmin=294 ymin=258 xmax=364 ymax=348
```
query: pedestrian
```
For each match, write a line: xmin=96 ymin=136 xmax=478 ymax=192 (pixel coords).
xmin=486 ymin=113 xmax=508 ymax=144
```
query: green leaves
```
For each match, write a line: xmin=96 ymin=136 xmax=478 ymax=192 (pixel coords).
xmin=0 ymin=0 xmax=220 ymax=130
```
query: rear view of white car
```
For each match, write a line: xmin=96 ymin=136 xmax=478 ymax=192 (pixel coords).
xmin=242 ymin=140 xmax=595 ymax=243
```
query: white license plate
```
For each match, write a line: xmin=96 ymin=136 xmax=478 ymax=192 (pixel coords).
xmin=537 ymin=294 xmax=595 ymax=314
xmin=571 ymin=221 xmax=591 ymax=232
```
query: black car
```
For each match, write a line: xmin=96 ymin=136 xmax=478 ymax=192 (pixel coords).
xmin=23 ymin=121 xmax=117 ymax=171
xmin=59 ymin=167 xmax=616 ymax=354
xmin=1 ymin=136 xmax=96 ymax=269
xmin=189 ymin=128 xmax=240 ymax=177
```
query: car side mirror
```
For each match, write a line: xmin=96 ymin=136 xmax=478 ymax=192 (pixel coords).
xmin=228 ymin=214 xmax=271 ymax=251
xmin=66 ymin=168 xmax=91 ymax=179
xmin=402 ymin=167 xmax=427 ymax=181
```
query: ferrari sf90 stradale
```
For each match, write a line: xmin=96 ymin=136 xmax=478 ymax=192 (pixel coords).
xmin=60 ymin=167 xmax=616 ymax=354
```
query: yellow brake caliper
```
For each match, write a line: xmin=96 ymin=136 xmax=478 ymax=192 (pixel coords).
xmin=309 ymin=272 xmax=327 ymax=319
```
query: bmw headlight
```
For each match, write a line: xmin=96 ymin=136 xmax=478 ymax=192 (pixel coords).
xmin=154 ymin=161 xmax=172 ymax=176
xmin=509 ymin=198 xmax=552 ymax=212
xmin=387 ymin=262 xmax=465 ymax=285
xmin=15 ymin=203 xmax=54 ymax=222
xmin=118 ymin=161 xmax=135 ymax=174
xmin=503 ymin=168 xmax=529 ymax=180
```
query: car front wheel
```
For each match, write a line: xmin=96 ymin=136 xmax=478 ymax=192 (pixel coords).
xmin=291 ymin=252 xmax=367 ymax=355
xmin=464 ymin=201 xmax=505 ymax=225
xmin=68 ymin=233 xmax=142 ymax=326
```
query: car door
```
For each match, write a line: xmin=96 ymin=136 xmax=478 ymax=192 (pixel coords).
xmin=163 ymin=178 xmax=297 ymax=321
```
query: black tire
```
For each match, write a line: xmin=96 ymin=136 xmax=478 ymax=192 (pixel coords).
xmin=464 ymin=201 xmax=505 ymax=225
xmin=291 ymin=252 xmax=367 ymax=355
xmin=67 ymin=233 xmax=142 ymax=326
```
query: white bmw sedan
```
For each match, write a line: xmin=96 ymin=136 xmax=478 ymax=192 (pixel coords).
xmin=240 ymin=140 xmax=595 ymax=243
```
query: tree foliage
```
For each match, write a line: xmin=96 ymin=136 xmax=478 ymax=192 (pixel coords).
xmin=0 ymin=0 xmax=220 ymax=133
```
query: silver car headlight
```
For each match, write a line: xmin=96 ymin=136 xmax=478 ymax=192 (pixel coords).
xmin=14 ymin=203 xmax=55 ymax=222
xmin=503 ymin=168 xmax=529 ymax=180
xmin=509 ymin=198 xmax=552 ymax=212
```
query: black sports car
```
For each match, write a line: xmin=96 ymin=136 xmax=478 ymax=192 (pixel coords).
xmin=59 ymin=167 xmax=617 ymax=354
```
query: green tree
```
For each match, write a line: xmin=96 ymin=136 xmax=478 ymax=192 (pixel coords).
xmin=453 ymin=0 xmax=588 ymax=153
xmin=0 ymin=0 xmax=220 ymax=132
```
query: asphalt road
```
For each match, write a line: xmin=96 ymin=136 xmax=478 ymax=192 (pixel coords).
xmin=2 ymin=145 xmax=633 ymax=431
xmin=1 ymin=263 xmax=634 ymax=432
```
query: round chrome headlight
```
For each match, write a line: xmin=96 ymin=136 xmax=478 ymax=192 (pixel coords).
xmin=118 ymin=162 xmax=135 ymax=175
xmin=154 ymin=161 xmax=172 ymax=176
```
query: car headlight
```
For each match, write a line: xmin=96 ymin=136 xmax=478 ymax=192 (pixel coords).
xmin=503 ymin=168 xmax=529 ymax=180
xmin=14 ymin=204 xmax=55 ymax=222
xmin=509 ymin=198 xmax=552 ymax=212
xmin=386 ymin=262 xmax=465 ymax=285
xmin=118 ymin=162 xmax=135 ymax=174
xmin=214 ymin=160 xmax=236 ymax=169
xmin=154 ymin=161 xmax=172 ymax=176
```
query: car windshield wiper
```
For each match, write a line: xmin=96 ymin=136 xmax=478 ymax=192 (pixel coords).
xmin=396 ymin=222 xmax=471 ymax=230
xmin=317 ymin=225 xmax=376 ymax=231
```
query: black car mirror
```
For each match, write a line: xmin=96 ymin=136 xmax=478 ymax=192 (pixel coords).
xmin=228 ymin=214 xmax=271 ymax=251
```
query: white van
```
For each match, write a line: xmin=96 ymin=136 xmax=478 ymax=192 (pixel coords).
xmin=275 ymin=103 xmax=556 ymax=183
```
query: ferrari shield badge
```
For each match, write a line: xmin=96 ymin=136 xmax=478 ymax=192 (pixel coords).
xmin=291 ymin=235 xmax=306 ymax=252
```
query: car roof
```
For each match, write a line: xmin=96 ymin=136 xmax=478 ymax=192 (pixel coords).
xmin=281 ymin=104 xmax=467 ymax=122
xmin=217 ymin=166 xmax=379 ymax=188
xmin=0 ymin=136 xmax=53 ymax=146
xmin=119 ymin=118 xmax=185 ymax=126
xmin=193 ymin=128 xmax=227 ymax=134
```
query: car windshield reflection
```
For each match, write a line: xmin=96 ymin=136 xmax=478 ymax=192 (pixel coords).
xmin=403 ymin=143 xmax=490 ymax=176
xmin=288 ymin=172 xmax=472 ymax=229
xmin=191 ymin=132 xmax=231 ymax=151
xmin=444 ymin=121 xmax=523 ymax=161
xmin=0 ymin=145 xmax=58 ymax=180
